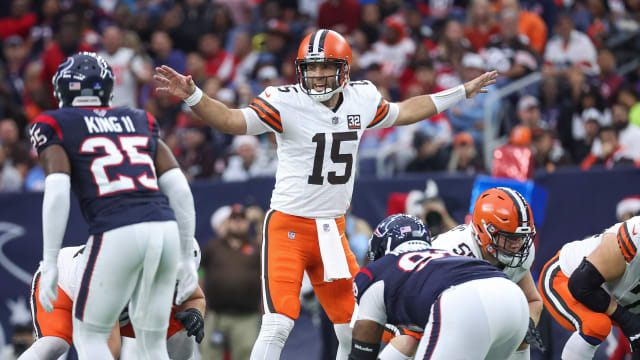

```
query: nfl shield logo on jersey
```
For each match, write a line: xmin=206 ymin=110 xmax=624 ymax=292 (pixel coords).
xmin=332 ymin=116 xmax=339 ymax=125
xmin=323 ymin=224 xmax=330 ymax=232
xmin=288 ymin=231 xmax=296 ymax=240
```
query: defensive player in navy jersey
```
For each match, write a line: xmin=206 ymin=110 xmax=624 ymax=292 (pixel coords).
xmin=28 ymin=52 xmax=198 ymax=360
xmin=349 ymin=214 xmax=530 ymax=359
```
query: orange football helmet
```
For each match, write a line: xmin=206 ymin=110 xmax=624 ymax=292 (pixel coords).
xmin=295 ymin=29 xmax=352 ymax=102
xmin=471 ymin=187 xmax=535 ymax=267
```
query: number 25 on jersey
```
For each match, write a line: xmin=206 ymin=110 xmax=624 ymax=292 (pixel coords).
xmin=81 ymin=136 xmax=157 ymax=196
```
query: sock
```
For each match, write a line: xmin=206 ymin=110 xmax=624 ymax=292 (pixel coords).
xmin=250 ymin=313 xmax=294 ymax=360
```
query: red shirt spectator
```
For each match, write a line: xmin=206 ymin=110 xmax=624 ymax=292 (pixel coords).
xmin=317 ymin=0 xmax=361 ymax=34
xmin=0 ymin=0 xmax=38 ymax=40
xmin=39 ymin=14 xmax=94 ymax=108
xmin=40 ymin=41 xmax=94 ymax=107
xmin=464 ymin=0 xmax=501 ymax=51
xmin=199 ymin=33 xmax=236 ymax=84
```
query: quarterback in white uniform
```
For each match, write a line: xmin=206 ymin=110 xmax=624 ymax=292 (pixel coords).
xmin=155 ymin=28 xmax=498 ymax=360
xmin=539 ymin=216 xmax=640 ymax=359
xmin=379 ymin=187 xmax=544 ymax=360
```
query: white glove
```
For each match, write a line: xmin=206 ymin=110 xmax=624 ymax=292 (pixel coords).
xmin=175 ymin=260 xmax=198 ymax=305
xmin=38 ymin=262 xmax=58 ymax=313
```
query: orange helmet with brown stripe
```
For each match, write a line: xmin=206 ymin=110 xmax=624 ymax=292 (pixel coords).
xmin=295 ymin=29 xmax=352 ymax=102
xmin=471 ymin=187 xmax=536 ymax=268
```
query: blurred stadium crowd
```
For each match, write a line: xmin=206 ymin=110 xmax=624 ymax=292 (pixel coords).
xmin=1 ymin=0 xmax=640 ymax=192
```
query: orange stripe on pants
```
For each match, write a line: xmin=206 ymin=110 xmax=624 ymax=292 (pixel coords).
xmin=261 ymin=210 xmax=359 ymax=323
xmin=538 ymin=252 xmax=611 ymax=341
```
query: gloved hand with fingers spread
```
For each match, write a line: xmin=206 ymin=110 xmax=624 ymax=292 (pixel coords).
xmin=523 ymin=318 xmax=546 ymax=352
xmin=38 ymin=261 xmax=59 ymax=313
xmin=174 ymin=308 xmax=204 ymax=343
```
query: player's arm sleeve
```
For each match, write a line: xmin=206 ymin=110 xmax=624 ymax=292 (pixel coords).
xmin=241 ymin=87 xmax=283 ymax=135
xmin=30 ymin=114 xmax=64 ymax=155
xmin=366 ymin=90 xmax=399 ymax=129
xmin=158 ymin=168 xmax=195 ymax=260
xmin=355 ymin=278 xmax=387 ymax=325
xmin=42 ymin=173 xmax=71 ymax=266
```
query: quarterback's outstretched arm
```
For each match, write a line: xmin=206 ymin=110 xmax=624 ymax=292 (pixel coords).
xmin=394 ymin=70 xmax=498 ymax=126
xmin=154 ymin=65 xmax=247 ymax=135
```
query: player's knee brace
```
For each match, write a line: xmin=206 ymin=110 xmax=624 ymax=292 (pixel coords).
xmin=257 ymin=313 xmax=295 ymax=346
xmin=334 ymin=323 xmax=352 ymax=360
xmin=567 ymin=258 xmax=609 ymax=313
xmin=18 ymin=336 xmax=70 ymax=360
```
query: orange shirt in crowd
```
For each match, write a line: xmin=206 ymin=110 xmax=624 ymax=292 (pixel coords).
xmin=518 ymin=10 xmax=547 ymax=55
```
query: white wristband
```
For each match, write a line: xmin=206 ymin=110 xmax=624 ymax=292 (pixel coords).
xmin=429 ymin=85 xmax=466 ymax=113
xmin=184 ymin=87 xmax=203 ymax=107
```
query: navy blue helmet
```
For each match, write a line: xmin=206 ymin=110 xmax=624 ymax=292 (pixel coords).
xmin=52 ymin=52 xmax=114 ymax=108
xmin=368 ymin=214 xmax=431 ymax=261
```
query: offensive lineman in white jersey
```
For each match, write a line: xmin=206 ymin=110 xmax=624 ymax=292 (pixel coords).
xmin=376 ymin=187 xmax=544 ymax=360
xmin=539 ymin=216 xmax=640 ymax=359
xmin=154 ymin=29 xmax=498 ymax=360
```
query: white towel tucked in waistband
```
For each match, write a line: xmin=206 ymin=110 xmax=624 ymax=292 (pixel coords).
xmin=315 ymin=218 xmax=351 ymax=282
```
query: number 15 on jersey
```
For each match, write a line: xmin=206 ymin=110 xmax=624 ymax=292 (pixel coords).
xmin=307 ymin=131 xmax=358 ymax=186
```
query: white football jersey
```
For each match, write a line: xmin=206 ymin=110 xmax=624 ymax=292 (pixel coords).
xmin=241 ymin=81 xmax=399 ymax=218
xmin=56 ymin=245 xmax=86 ymax=301
xmin=431 ymin=224 xmax=534 ymax=283
xmin=559 ymin=216 xmax=640 ymax=312
xmin=98 ymin=48 xmax=147 ymax=108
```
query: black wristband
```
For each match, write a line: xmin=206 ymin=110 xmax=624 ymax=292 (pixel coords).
xmin=611 ymin=305 xmax=634 ymax=327
xmin=348 ymin=339 xmax=380 ymax=360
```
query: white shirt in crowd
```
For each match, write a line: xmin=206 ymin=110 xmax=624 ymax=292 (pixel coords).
xmin=99 ymin=48 xmax=149 ymax=108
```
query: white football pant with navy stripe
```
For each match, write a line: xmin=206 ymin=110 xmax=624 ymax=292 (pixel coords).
xmin=72 ymin=221 xmax=179 ymax=360
xmin=415 ymin=277 xmax=529 ymax=360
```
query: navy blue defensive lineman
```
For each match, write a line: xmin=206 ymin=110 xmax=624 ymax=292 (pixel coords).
xmin=349 ymin=214 xmax=530 ymax=359
xmin=28 ymin=52 xmax=198 ymax=360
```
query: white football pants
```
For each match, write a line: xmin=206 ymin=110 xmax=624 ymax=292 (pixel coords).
xmin=72 ymin=221 xmax=179 ymax=360
xmin=415 ymin=277 xmax=529 ymax=360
